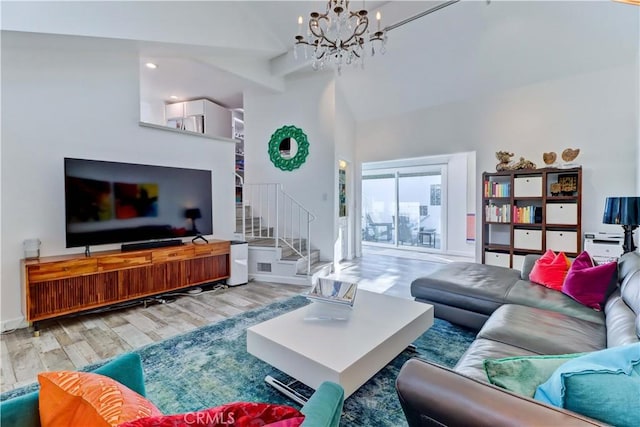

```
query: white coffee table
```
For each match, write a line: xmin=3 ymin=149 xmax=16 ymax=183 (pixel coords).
xmin=246 ymin=290 xmax=434 ymax=402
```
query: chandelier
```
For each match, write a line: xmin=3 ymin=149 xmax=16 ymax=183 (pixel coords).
xmin=294 ymin=0 xmax=387 ymax=73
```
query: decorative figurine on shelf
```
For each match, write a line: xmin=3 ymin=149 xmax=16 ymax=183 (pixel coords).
xmin=513 ymin=156 xmax=537 ymax=170
xmin=560 ymin=148 xmax=581 ymax=168
xmin=543 ymin=152 xmax=558 ymax=167
xmin=550 ymin=182 xmax=562 ymax=196
xmin=496 ymin=151 xmax=515 ymax=171
xmin=558 ymin=174 xmax=578 ymax=195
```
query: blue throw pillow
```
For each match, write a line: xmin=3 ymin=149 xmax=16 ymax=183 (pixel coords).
xmin=534 ymin=343 xmax=640 ymax=427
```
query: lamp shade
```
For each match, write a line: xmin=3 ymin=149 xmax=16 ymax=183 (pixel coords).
xmin=603 ymin=197 xmax=640 ymax=226
xmin=185 ymin=208 xmax=202 ymax=220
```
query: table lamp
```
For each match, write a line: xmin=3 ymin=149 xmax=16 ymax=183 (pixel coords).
xmin=603 ymin=196 xmax=640 ymax=253
xmin=185 ymin=208 xmax=202 ymax=233
xmin=185 ymin=208 xmax=208 ymax=243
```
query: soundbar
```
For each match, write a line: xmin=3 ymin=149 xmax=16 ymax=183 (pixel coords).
xmin=121 ymin=239 xmax=184 ymax=252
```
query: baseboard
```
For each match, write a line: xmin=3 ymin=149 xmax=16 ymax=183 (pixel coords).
xmin=2 ymin=316 xmax=28 ymax=332
xmin=444 ymin=249 xmax=476 ymax=258
xmin=249 ymin=273 xmax=311 ymax=287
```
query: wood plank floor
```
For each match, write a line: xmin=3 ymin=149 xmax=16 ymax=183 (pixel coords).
xmin=1 ymin=247 xmax=472 ymax=393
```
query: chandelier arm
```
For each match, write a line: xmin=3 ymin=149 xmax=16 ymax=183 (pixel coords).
xmin=350 ymin=12 xmax=369 ymax=37
xmin=340 ymin=15 xmax=368 ymax=45
xmin=308 ymin=15 xmax=329 ymax=39
xmin=309 ymin=15 xmax=338 ymax=50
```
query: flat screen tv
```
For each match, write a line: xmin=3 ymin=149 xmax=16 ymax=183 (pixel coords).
xmin=64 ymin=158 xmax=213 ymax=248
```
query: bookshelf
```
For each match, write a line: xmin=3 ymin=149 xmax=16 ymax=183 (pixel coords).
xmin=482 ymin=167 xmax=582 ymax=270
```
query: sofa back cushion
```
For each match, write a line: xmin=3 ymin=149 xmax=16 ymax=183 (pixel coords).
xmin=604 ymin=252 xmax=640 ymax=346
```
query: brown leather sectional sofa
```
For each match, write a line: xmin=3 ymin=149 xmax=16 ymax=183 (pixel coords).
xmin=397 ymin=252 xmax=640 ymax=426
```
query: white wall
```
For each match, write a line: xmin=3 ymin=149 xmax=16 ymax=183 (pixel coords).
xmin=357 ymin=64 xmax=638 ymax=260
xmin=335 ymin=84 xmax=357 ymax=260
xmin=0 ymin=33 xmax=236 ymax=330
xmin=244 ymin=73 xmax=337 ymax=260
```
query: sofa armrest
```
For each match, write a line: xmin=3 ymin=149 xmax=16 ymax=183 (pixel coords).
xmin=520 ymin=254 xmax=541 ymax=280
xmin=395 ymin=358 xmax=605 ymax=427
xmin=300 ymin=381 xmax=344 ymax=427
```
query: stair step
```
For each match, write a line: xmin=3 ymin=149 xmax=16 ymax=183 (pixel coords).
xmin=235 ymin=205 xmax=251 ymax=216
xmin=281 ymin=248 xmax=318 ymax=262
xmin=248 ymin=237 xmax=307 ymax=249
xmin=297 ymin=260 xmax=333 ymax=277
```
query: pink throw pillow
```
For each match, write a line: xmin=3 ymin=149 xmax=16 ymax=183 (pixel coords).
xmin=529 ymin=249 xmax=571 ymax=291
xmin=118 ymin=402 xmax=304 ymax=427
xmin=562 ymin=251 xmax=617 ymax=311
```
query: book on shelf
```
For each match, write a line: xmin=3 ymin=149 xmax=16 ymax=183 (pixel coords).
xmin=307 ymin=277 xmax=358 ymax=307
xmin=484 ymin=181 xmax=511 ymax=198
xmin=485 ymin=203 xmax=511 ymax=222
xmin=512 ymin=206 xmax=543 ymax=224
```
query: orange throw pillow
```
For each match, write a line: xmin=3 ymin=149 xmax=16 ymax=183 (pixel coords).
xmin=38 ymin=371 xmax=162 ymax=427
xmin=528 ymin=249 xmax=571 ymax=291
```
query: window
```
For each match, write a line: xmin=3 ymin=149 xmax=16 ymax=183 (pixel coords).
xmin=362 ymin=166 xmax=445 ymax=250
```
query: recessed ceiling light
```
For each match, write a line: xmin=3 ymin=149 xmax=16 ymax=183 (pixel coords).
xmin=170 ymin=95 xmax=178 ymax=100
xmin=145 ymin=62 xmax=158 ymax=69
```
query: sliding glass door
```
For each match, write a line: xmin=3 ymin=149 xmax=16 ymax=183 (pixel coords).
xmin=362 ymin=174 xmax=396 ymax=244
xmin=362 ymin=165 xmax=445 ymax=251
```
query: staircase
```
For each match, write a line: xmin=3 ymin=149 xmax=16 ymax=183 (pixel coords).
xmin=236 ymin=184 xmax=332 ymax=285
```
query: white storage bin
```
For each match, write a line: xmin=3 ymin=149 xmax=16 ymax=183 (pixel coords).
xmin=546 ymin=231 xmax=578 ymax=253
xmin=513 ymin=229 xmax=542 ymax=251
xmin=546 ymin=204 xmax=578 ymax=225
xmin=512 ymin=255 xmax=526 ymax=272
xmin=514 ymin=176 xmax=542 ymax=198
xmin=485 ymin=251 xmax=510 ymax=268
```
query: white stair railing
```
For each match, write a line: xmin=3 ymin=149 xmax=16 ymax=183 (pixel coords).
xmin=242 ymin=183 xmax=315 ymax=274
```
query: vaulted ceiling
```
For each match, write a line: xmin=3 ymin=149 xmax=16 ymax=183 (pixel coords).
xmin=2 ymin=1 xmax=638 ymax=121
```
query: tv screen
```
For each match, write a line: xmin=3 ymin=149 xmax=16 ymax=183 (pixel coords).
xmin=64 ymin=158 xmax=213 ymax=248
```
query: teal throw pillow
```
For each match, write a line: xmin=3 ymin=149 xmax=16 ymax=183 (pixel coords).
xmin=484 ymin=353 xmax=583 ymax=397
xmin=534 ymin=343 xmax=640 ymax=427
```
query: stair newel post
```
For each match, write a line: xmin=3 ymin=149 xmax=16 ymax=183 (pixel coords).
xmin=275 ymin=184 xmax=280 ymax=250
xmin=299 ymin=208 xmax=302 ymax=261
xmin=250 ymin=184 xmax=255 ymax=239
xmin=242 ymin=187 xmax=246 ymax=241
xmin=307 ymin=211 xmax=311 ymax=275
xmin=290 ymin=198 xmax=294 ymax=246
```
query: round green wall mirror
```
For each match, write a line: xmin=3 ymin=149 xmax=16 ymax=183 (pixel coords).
xmin=268 ymin=125 xmax=309 ymax=171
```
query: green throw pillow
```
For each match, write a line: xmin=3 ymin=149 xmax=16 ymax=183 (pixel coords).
xmin=484 ymin=353 xmax=583 ymax=397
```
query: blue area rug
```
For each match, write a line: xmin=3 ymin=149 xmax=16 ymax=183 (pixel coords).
xmin=1 ymin=295 xmax=475 ymax=426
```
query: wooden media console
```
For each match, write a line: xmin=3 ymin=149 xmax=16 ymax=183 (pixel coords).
xmin=22 ymin=240 xmax=231 ymax=326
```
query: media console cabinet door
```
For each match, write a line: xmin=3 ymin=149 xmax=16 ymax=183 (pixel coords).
xmin=27 ymin=271 xmax=120 ymax=321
